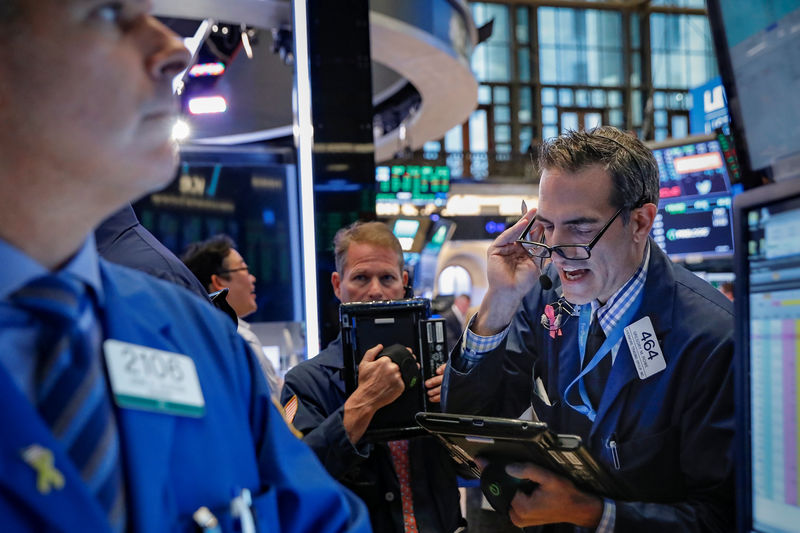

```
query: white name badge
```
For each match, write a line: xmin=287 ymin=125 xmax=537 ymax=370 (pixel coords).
xmin=103 ymin=340 xmax=206 ymax=418
xmin=623 ymin=316 xmax=666 ymax=380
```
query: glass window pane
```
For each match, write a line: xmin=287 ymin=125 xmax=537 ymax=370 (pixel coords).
xmin=558 ymin=49 xmax=581 ymax=84
xmin=608 ymin=90 xmax=622 ymax=107
xmin=539 ymin=48 xmax=557 ymax=84
xmin=516 ymin=7 xmax=530 ymax=44
xmin=669 ymin=92 xmax=685 ymax=110
xmin=519 ymin=86 xmax=532 ymax=122
xmin=537 ymin=7 xmax=622 ymax=86
xmin=423 ymin=141 xmax=440 ymax=152
xmin=576 ymin=89 xmax=589 ymax=107
xmin=671 ymin=115 xmax=688 ymax=138
xmin=630 ymin=12 xmax=640 ymax=48
xmin=494 ymin=86 xmax=510 ymax=104
xmin=488 ymin=45 xmax=511 ymax=81
xmin=478 ymin=85 xmax=491 ymax=105
xmin=559 ymin=88 xmax=573 ymax=106
xmin=518 ymin=49 xmax=531 ymax=82
xmin=592 ymin=89 xmax=605 ymax=107
xmin=609 ymin=109 xmax=624 ymax=127
xmin=520 ymin=126 xmax=533 ymax=152
xmin=542 ymin=87 xmax=557 ymax=106
xmin=538 ymin=8 xmax=556 ymax=45
xmin=469 ymin=109 xmax=488 ymax=152
xmin=444 ymin=125 xmax=463 ymax=152
xmin=655 ymin=128 xmax=667 ymax=142
xmin=495 ymin=105 xmax=511 ymax=123
xmin=631 ymin=53 xmax=641 ymax=86
xmin=631 ymin=90 xmax=642 ymax=125
xmin=543 ymin=126 xmax=559 ymax=140
xmin=495 ymin=125 xmax=511 ymax=143
xmin=496 ymin=143 xmax=512 ymax=154
xmin=543 ymin=106 xmax=558 ymax=124
xmin=654 ymin=110 xmax=667 ymax=127
xmin=650 ymin=13 xmax=717 ymax=89
xmin=654 ymin=92 xmax=666 ymax=108
xmin=561 ymin=112 xmax=578 ymax=133
xmin=585 ymin=112 xmax=602 ymax=130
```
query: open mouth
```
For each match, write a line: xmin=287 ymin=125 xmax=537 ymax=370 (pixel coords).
xmin=562 ymin=266 xmax=589 ymax=281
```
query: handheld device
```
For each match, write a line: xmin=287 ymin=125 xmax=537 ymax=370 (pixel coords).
xmin=340 ymin=298 xmax=448 ymax=441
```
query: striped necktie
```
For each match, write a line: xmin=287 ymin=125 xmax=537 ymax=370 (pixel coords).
xmin=13 ymin=273 xmax=126 ymax=531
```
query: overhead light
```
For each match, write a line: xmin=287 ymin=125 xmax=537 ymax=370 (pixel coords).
xmin=241 ymin=25 xmax=254 ymax=59
xmin=188 ymin=62 xmax=226 ymax=77
xmin=188 ymin=96 xmax=227 ymax=115
xmin=172 ymin=119 xmax=191 ymax=142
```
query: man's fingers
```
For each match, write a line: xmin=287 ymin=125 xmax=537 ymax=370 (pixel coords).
xmin=506 ymin=462 xmax=549 ymax=482
xmin=360 ymin=343 xmax=384 ymax=363
xmin=424 ymin=373 xmax=443 ymax=389
xmin=493 ymin=208 xmax=538 ymax=247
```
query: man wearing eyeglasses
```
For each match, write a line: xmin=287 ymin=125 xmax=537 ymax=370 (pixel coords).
xmin=183 ymin=234 xmax=282 ymax=402
xmin=442 ymin=126 xmax=734 ymax=531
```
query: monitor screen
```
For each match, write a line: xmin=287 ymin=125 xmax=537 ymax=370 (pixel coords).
xmin=649 ymin=135 xmax=736 ymax=259
xmin=376 ymin=165 xmax=450 ymax=206
xmin=707 ymin=1 xmax=800 ymax=183
xmin=393 ymin=219 xmax=421 ymax=251
xmin=414 ymin=218 xmax=457 ymax=298
xmin=734 ymin=178 xmax=800 ymax=532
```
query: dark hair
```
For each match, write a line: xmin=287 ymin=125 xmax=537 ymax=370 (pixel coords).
xmin=181 ymin=234 xmax=236 ymax=291
xmin=538 ymin=126 xmax=659 ymax=223
xmin=333 ymin=221 xmax=404 ymax=275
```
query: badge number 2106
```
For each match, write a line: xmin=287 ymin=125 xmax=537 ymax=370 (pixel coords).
xmin=122 ymin=345 xmax=185 ymax=382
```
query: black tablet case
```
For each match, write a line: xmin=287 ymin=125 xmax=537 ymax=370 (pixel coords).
xmin=416 ymin=412 xmax=633 ymax=500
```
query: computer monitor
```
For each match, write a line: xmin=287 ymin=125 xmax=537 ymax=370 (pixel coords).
xmin=648 ymin=134 xmax=736 ymax=260
xmin=376 ymin=165 xmax=450 ymax=206
xmin=707 ymin=1 xmax=800 ymax=185
xmin=733 ymin=178 xmax=800 ymax=532
xmin=414 ymin=218 xmax=457 ymax=298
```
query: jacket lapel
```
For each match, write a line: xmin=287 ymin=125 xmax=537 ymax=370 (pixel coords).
xmin=0 ymin=367 xmax=109 ymax=532
xmin=590 ymin=240 xmax=676 ymax=435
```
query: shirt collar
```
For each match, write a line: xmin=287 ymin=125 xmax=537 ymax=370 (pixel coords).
xmin=0 ymin=235 xmax=104 ymax=302
xmin=591 ymin=241 xmax=650 ymax=334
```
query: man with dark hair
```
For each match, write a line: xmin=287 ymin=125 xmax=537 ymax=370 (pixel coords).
xmin=443 ymin=126 xmax=734 ymax=531
xmin=282 ymin=221 xmax=464 ymax=532
xmin=0 ymin=1 xmax=368 ymax=531
xmin=182 ymin=234 xmax=282 ymax=400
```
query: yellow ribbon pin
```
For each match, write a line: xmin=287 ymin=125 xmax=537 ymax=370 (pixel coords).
xmin=21 ymin=444 xmax=65 ymax=494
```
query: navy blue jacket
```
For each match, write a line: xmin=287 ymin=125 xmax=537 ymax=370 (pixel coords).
xmin=95 ymin=204 xmax=209 ymax=300
xmin=443 ymin=240 xmax=735 ymax=532
xmin=282 ymin=336 xmax=464 ymax=533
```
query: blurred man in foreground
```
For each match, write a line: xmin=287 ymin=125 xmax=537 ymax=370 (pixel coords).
xmin=0 ymin=1 xmax=368 ymax=530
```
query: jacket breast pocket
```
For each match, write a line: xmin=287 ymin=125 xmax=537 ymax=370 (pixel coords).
xmin=529 ymin=390 xmax=560 ymax=428
xmin=615 ymin=425 xmax=684 ymax=501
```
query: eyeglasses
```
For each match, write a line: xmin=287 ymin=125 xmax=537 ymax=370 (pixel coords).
xmin=516 ymin=206 xmax=624 ymax=261
xmin=517 ymin=132 xmax=651 ymax=261
xmin=218 ymin=266 xmax=250 ymax=275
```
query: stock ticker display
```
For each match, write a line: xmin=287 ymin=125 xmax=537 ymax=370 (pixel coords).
xmin=376 ymin=165 xmax=450 ymax=206
xmin=650 ymin=138 xmax=735 ymax=259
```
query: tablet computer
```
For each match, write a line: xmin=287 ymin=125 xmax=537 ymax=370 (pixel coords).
xmin=416 ymin=412 xmax=633 ymax=500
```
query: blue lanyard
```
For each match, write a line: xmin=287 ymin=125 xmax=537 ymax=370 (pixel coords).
xmin=563 ymin=292 xmax=643 ymax=421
